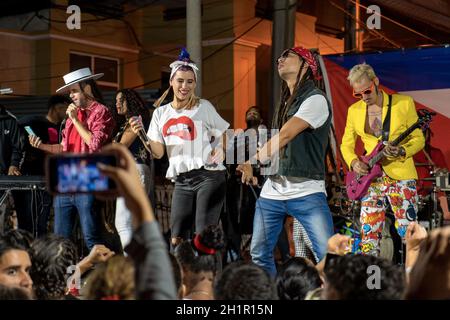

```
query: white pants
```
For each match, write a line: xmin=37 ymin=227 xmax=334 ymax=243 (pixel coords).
xmin=115 ymin=163 xmax=152 ymax=250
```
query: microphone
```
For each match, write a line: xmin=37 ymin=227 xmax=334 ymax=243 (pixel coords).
xmin=137 ymin=127 xmax=150 ymax=144
xmin=137 ymin=128 xmax=154 ymax=157
xmin=130 ymin=116 xmax=153 ymax=156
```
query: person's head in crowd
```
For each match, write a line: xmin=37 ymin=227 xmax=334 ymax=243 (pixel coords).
xmin=115 ymin=88 xmax=149 ymax=119
xmin=0 ymin=239 xmax=33 ymax=297
xmin=47 ymin=94 xmax=71 ymax=124
xmin=245 ymin=106 xmax=263 ymax=129
xmin=276 ymin=257 xmax=322 ymax=300
xmin=214 ymin=262 xmax=278 ymax=300
xmin=169 ymin=252 xmax=184 ymax=299
xmin=173 ymin=225 xmax=224 ymax=298
xmin=347 ymin=63 xmax=380 ymax=106
xmin=84 ymin=255 xmax=135 ymax=300
xmin=154 ymin=48 xmax=199 ymax=109
xmin=56 ymin=68 xmax=105 ymax=107
xmin=29 ymin=235 xmax=78 ymax=300
xmin=193 ymin=225 xmax=225 ymax=272
xmin=0 ymin=283 xmax=32 ymax=300
xmin=175 ymin=225 xmax=225 ymax=274
xmin=405 ymin=226 xmax=450 ymax=299
xmin=323 ymin=254 xmax=405 ymax=300
xmin=2 ymin=229 xmax=34 ymax=250
xmin=273 ymin=47 xmax=321 ymax=130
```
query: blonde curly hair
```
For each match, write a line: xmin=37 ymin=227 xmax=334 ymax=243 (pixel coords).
xmin=347 ymin=63 xmax=377 ymax=85
xmin=83 ymin=255 xmax=135 ymax=300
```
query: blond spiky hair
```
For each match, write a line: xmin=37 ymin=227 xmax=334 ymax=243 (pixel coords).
xmin=347 ymin=63 xmax=377 ymax=85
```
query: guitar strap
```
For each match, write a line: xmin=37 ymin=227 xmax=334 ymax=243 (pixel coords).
xmin=382 ymin=94 xmax=392 ymax=142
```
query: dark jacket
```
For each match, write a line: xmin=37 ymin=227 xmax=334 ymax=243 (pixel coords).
xmin=0 ymin=106 xmax=22 ymax=174
xmin=278 ymin=80 xmax=332 ymax=180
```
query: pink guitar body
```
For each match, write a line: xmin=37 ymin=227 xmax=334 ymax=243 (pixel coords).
xmin=345 ymin=142 xmax=384 ymax=200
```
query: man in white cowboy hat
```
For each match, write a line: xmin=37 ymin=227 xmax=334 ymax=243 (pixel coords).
xmin=29 ymin=67 xmax=115 ymax=250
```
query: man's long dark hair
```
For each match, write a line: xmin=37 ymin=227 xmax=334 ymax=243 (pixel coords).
xmin=272 ymin=52 xmax=324 ymax=130
xmin=272 ymin=62 xmax=312 ymax=130
xmin=79 ymin=79 xmax=105 ymax=105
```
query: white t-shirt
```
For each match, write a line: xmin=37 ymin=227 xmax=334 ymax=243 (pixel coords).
xmin=148 ymin=99 xmax=230 ymax=180
xmin=260 ymin=94 xmax=329 ymax=200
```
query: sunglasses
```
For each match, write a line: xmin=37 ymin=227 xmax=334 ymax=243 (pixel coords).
xmin=352 ymin=82 xmax=375 ymax=99
xmin=277 ymin=50 xmax=295 ymax=63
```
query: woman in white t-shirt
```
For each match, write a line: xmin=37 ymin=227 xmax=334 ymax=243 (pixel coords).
xmin=130 ymin=48 xmax=229 ymax=248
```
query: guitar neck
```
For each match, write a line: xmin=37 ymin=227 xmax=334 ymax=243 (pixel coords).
xmin=391 ymin=120 xmax=420 ymax=147
xmin=368 ymin=120 xmax=420 ymax=167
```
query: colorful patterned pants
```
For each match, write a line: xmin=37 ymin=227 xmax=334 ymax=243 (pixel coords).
xmin=359 ymin=174 xmax=418 ymax=256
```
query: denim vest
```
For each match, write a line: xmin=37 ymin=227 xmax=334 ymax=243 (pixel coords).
xmin=278 ymin=80 xmax=331 ymax=180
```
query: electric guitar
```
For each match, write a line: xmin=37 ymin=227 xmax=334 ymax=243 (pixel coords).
xmin=345 ymin=109 xmax=434 ymax=200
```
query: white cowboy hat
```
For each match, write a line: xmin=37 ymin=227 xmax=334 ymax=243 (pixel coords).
xmin=56 ymin=67 xmax=103 ymax=93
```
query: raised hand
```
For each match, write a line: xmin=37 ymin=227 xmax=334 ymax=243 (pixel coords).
xmin=66 ymin=103 xmax=78 ymax=120
xmin=405 ymin=222 xmax=428 ymax=252
xmin=327 ymin=233 xmax=352 ymax=255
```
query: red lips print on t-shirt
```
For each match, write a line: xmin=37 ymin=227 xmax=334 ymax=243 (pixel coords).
xmin=162 ymin=116 xmax=196 ymax=141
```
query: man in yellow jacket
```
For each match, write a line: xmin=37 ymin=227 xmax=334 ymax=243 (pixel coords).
xmin=341 ymin=63 xmax=425 ymax=256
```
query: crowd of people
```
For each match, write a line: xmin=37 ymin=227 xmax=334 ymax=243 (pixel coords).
xmin=0 ymin=46 xmax=449 ymax=300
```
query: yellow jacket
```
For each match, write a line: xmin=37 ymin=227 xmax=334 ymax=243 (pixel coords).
xmin=340 ymin=91 xmax=425 ymax=180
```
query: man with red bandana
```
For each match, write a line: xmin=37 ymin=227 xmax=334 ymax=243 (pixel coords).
xmin=238 ymin=47 xmax=334 ymax=277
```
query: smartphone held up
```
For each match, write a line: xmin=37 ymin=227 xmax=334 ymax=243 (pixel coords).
xmin=46 ymin=152 xmax=118 ymax=195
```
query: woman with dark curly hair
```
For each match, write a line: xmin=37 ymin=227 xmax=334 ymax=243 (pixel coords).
xmin=113 ymin=89 xmax=153 ymax=250
xmin=29 ymin=235 xmax=78 ymax=300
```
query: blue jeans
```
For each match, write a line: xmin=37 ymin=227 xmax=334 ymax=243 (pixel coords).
xmin=54 ymin=194 xmax=102 ymax=250
xmin=251 ymin=193 xmax=334 ymax=277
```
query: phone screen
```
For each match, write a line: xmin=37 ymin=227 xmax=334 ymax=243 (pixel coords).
xmin=46 ymin=153 xmax=117 ymax=194
xmin=24 ymin=126 xmax=35 ymax=136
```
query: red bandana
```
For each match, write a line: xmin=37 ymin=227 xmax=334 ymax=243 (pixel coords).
xmin=289 ymin=46 xmax=321 ymax=80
